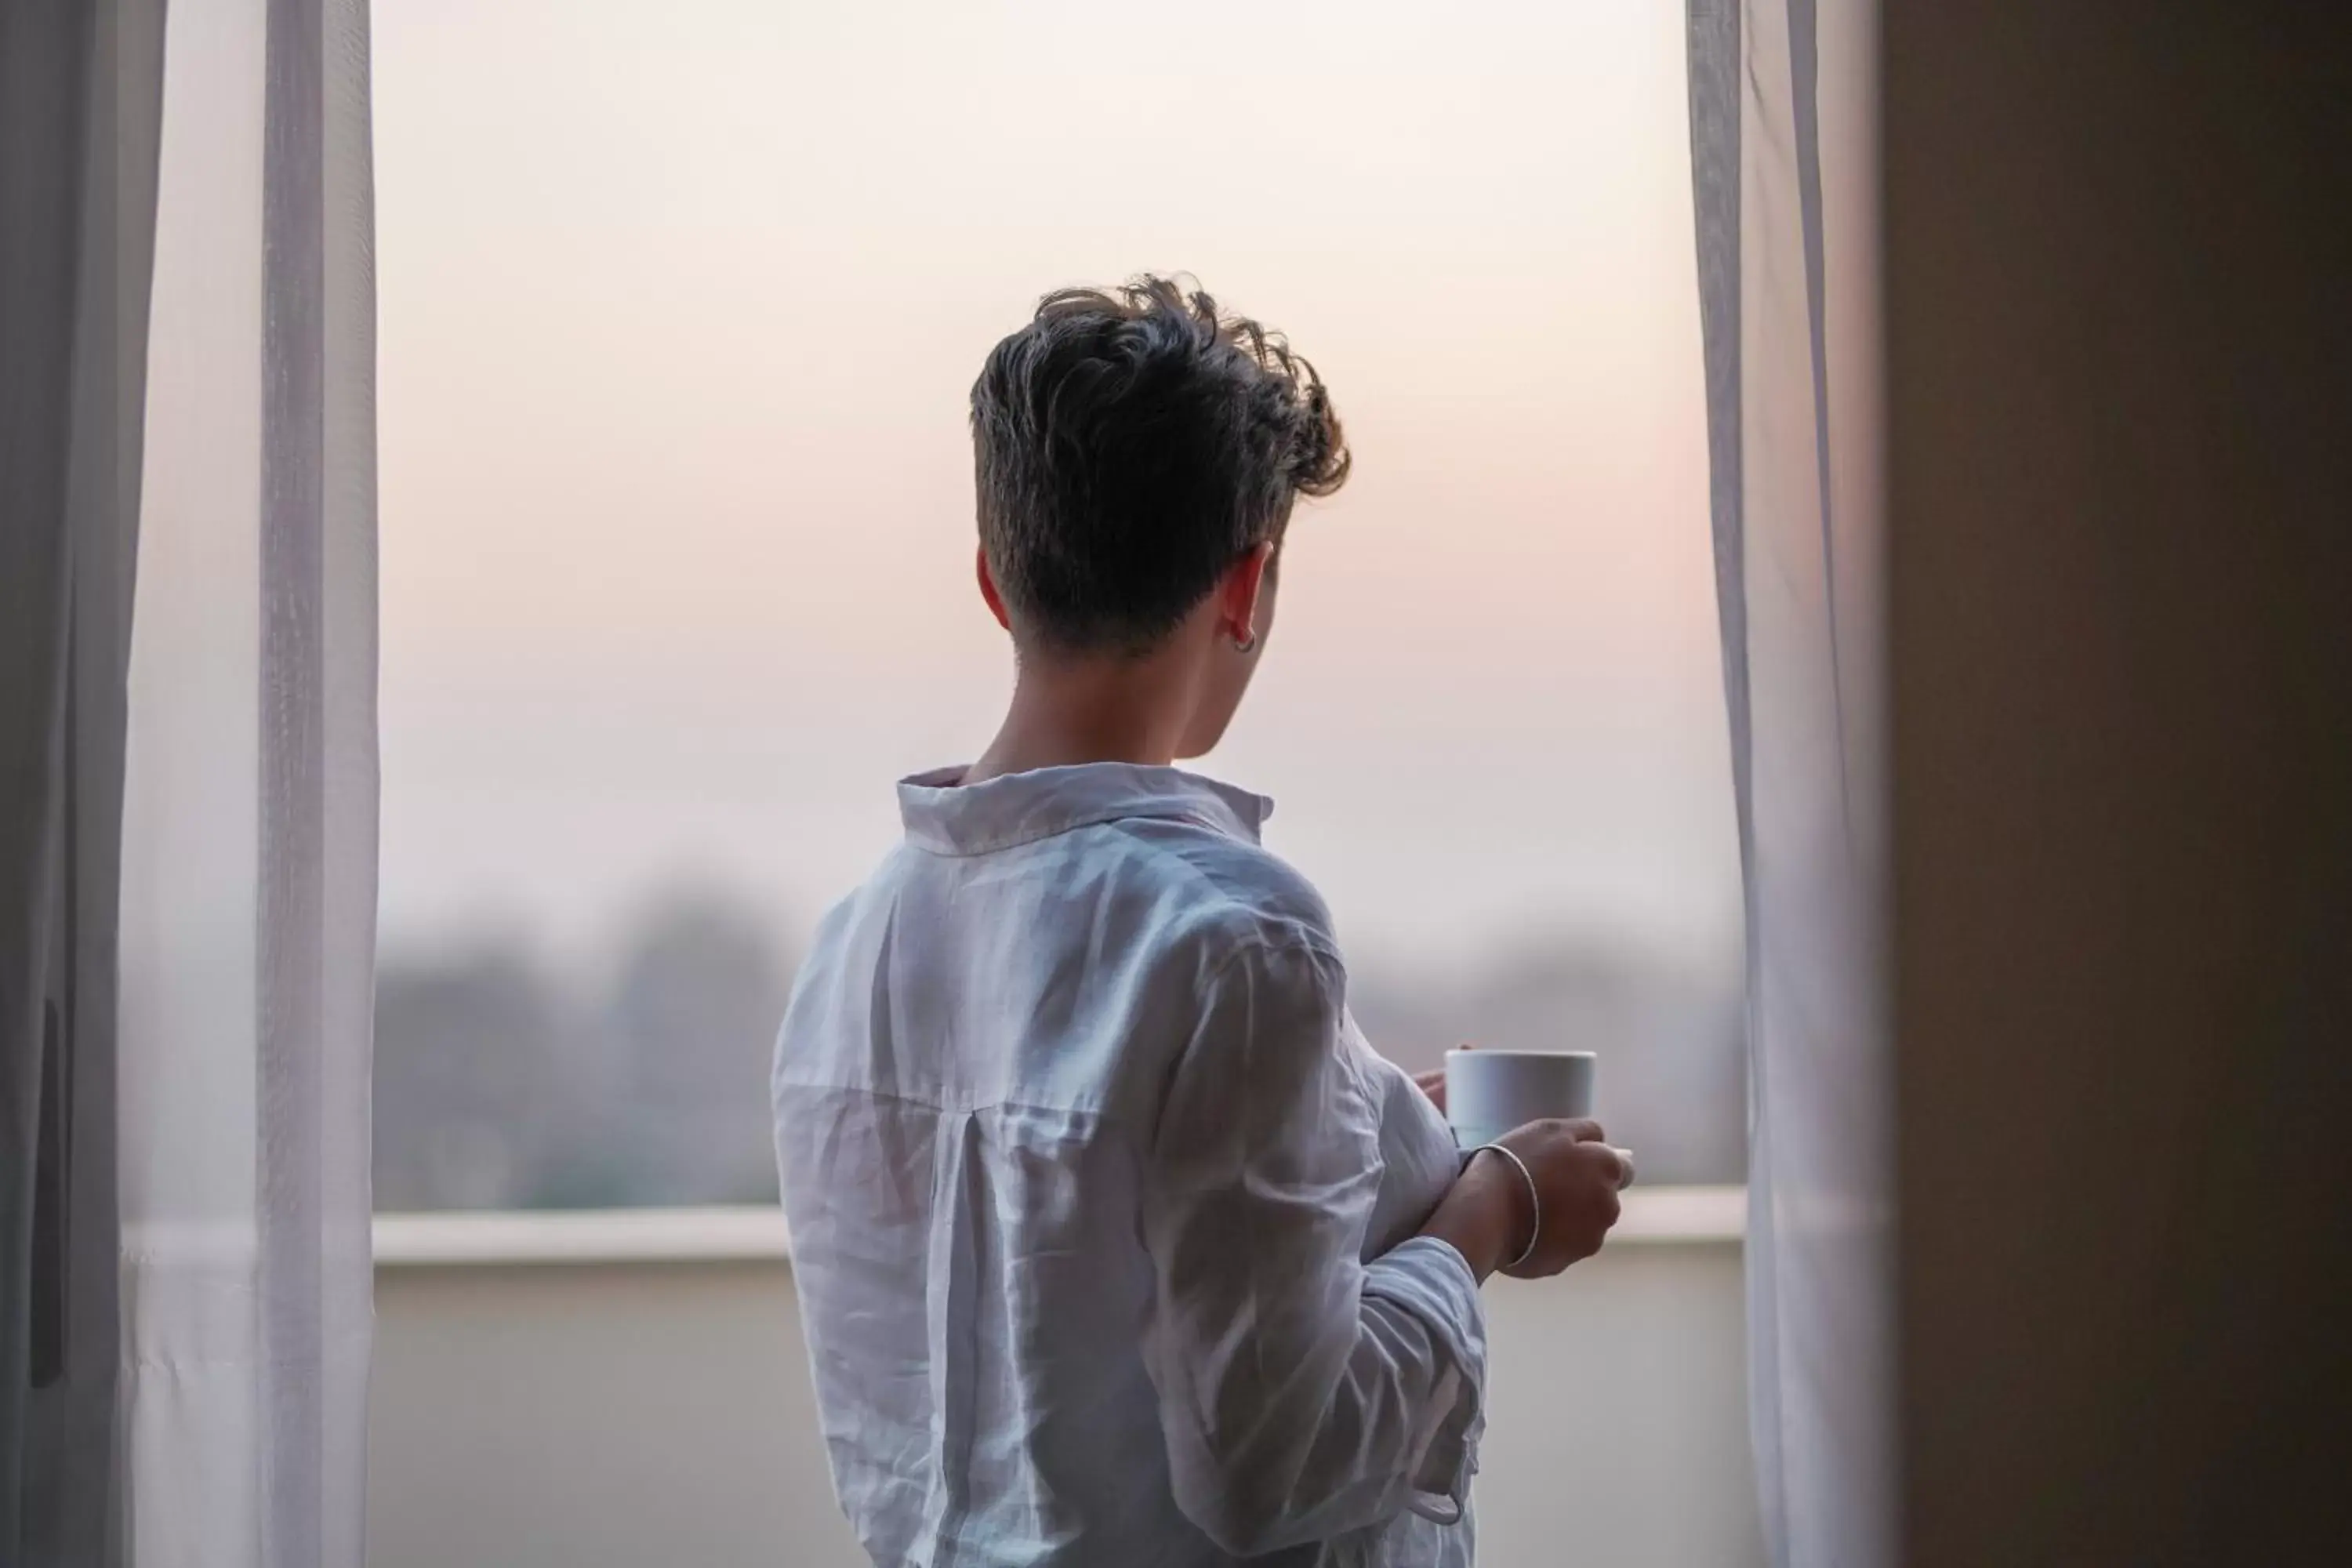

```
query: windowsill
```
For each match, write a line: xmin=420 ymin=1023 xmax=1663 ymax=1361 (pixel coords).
xmin=372 ymin=1187 xmax=1746 ymax=1269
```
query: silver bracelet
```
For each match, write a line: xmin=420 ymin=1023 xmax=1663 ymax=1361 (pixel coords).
xmin=1471 ymin=1143 xmax=1542 ymax=1272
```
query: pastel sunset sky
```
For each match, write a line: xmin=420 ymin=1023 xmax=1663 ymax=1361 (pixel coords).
xmin=371 ymin=0 xmax=1735 ymax=972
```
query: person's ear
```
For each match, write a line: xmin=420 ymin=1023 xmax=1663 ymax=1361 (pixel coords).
xmin=976 ymin=545 xmax=1012 ymax=632
xmin=1219 ymin=542 xmax=1275 ymax=647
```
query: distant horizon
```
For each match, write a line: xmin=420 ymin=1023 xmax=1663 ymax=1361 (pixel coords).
xmin=374 ymin=862 xmax=1743 ymax=996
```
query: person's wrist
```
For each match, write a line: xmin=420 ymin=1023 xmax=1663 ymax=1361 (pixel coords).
xmin=1424 ymin=1149 xmax=1535 ymax=1281
xmin=1472 ymin=1144 xmax=1544 ymax=1272
xmin=1468 ymin=1147 xmax=1538 ymax=1271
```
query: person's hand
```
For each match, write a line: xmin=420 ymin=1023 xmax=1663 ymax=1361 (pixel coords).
xmin=1420 ymin=1113 xmax=1632 ymax=1281
xmin=1490 ymin=1119 xmax=1634 ymax=1279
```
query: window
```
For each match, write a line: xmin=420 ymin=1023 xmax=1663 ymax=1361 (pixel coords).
xmin=372 ymin=0 xmax=1737 ymax=1211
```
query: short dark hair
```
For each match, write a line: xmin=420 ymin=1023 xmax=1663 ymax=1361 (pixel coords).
xmin=971 ymin=276 xmax=1350 ymax=654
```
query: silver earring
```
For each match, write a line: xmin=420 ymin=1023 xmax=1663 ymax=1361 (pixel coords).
xmin=1232 ymin=630 xmax=1258 ymax=655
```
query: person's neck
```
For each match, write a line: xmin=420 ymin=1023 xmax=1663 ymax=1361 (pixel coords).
xmin=966 ymin=648 xmax=1200 ymax=785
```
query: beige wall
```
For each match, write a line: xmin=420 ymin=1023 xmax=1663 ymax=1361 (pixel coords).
xmin=368 ymin=1229 xmax=1759 ymax=1567
xmin=1886 ymin=5 xmax=2352 ymax=1563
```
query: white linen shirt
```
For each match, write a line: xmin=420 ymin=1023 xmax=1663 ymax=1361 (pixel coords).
xmin=773 ymin=764 xmax=1486 ymax=1568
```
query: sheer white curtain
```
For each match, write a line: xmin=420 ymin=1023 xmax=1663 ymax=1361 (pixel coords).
xmin=1686 ymin=2 xmax=1889 ymax=1566
xmin=118 ymin=1 xmax=378 ymax=1563
xmin=2 ymin=0 xmax=376 ymax=1563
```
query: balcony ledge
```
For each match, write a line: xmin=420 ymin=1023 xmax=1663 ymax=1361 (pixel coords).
xmin=375 ymin=1187 xmax=1746 ymax=1269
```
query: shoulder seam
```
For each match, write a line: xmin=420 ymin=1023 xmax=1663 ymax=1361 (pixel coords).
xmin=1105 ymin=818 xmax=1338 ymax=956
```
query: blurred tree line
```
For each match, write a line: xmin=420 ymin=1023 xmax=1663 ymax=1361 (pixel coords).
xmin=373 ymin=888 xmax=795 ymax=1210
xmin=374 ymin=888 xmax=1744 ymax=1212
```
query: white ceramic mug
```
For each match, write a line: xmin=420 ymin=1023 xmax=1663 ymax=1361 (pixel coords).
xmin=1444 ymin=1048 xmax=1596 ymax=1150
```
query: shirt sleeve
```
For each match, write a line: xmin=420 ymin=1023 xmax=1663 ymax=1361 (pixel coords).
xmin=1137 ymin=935 xmax=1488 ymax=1557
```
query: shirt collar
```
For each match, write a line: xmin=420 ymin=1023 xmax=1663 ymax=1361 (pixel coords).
xmin=897 ymin=762 xmax=1274 ymax=856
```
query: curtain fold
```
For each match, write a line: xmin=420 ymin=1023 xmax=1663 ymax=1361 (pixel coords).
xmin=1687 ymin=3 xmax=1890 ymax=1566
xmin=117 ymin=0 xmax=379 ymax=1563
xmin=2 ymin=2 xmax=167 ymax=1561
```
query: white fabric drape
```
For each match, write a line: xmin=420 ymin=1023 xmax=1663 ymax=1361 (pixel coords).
xmin=116 ymin=0 xmax=378 ymax=1563
xmin=1686 ymin=3 xmax=1889 ymax=1566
